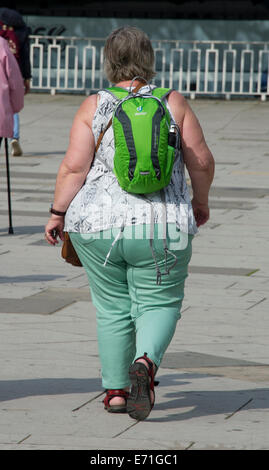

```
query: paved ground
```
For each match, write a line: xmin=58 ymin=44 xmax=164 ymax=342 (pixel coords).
xmin=0 ymin=93 xmax=269 ymax=450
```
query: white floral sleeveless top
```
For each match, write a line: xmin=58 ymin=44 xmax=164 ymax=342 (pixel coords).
xmin=64 ymin=86 xmax=198 ymax=235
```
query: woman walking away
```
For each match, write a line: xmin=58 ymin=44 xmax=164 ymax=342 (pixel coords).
xmin=0 ymin=36 xmax=24 ymax=148
xmin=45 ymin=26 xmax=215 ymax=421
xmin=0 ymin=7 xmax=31 ymax=156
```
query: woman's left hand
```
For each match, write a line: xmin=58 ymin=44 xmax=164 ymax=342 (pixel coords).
xmin=45 ymin=215 xmax=65 ymax=246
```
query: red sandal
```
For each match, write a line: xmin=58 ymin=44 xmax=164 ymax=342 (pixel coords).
xmin=127 ymin=352 xmax=157 ymax=421
xmin=103 ymin=389 xmax=129 ymax=413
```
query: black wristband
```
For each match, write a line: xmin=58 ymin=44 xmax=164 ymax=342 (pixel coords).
xmin=50 ymin=206 xmax=66 ymax=216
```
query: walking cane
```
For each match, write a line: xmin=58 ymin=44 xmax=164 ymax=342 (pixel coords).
xmin=4 ymin=138 xmax=14 ymax=234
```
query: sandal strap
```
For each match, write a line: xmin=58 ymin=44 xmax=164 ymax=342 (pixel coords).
xmin=103 ymin=389 xmax=129 ymax=406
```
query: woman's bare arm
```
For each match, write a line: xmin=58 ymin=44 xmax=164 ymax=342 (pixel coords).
xmin=168 ymin=91 xmax=215 ymax=226
xmin=45 ymin=94 xmax=97 ymax=244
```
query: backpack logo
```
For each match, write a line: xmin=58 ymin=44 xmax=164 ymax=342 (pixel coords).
xmin=135 ymin=105 xmax=147 ymax=116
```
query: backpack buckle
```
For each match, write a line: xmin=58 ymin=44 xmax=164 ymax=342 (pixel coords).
xmin=128 ymin=169 xmax=134 ymax=180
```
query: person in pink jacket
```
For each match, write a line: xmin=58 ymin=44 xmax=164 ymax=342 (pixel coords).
xmin=0 ymin=36 xmax=24 ymax=148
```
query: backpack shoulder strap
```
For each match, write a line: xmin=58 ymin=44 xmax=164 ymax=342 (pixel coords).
xmin=95 ymin=88 xmax=126 ymax=154
xmin=101 ymin=87 xmax=129 ymax=101
xmin=102 ymin=82 xmax=146 ymax=100
xmin=152 ymin=87 xmax=173 ymax=101
xmin=95 ymin=82 xmax=146 ymax=153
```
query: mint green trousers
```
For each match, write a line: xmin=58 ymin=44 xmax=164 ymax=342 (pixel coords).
xmin=70 ymin=225 xmax=193 ymax=389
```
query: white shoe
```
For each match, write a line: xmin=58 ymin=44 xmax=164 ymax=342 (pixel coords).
xmin=11 ymin=139 xmax=23 ymax=156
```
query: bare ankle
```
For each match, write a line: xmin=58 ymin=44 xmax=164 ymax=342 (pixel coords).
xmin=136 ymin=356 xmax=156 ymax=375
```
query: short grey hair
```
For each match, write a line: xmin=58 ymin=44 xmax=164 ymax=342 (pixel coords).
xmin=104 ymin=26 xmax=156 ymax=84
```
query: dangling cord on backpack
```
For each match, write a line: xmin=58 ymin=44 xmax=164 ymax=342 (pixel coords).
xmin=103 ymin=223 xmax=125 ymax=267
xmin=149 ymin=202 xmax=163 ymax=285
xmin=160 ymin=189 xmax=178 ymax=276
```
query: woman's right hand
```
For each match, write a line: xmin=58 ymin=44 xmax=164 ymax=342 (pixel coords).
xmin=45 ymin=215 xmax=65 ymax=246
xmin=191 ymin=198 xmax=210 ymax=227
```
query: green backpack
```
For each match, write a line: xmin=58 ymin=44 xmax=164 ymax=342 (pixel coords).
xmin=97 ymin=80 xmax=180 ymax=284
xmin=99 ymin=80 xmax=178 ymax=194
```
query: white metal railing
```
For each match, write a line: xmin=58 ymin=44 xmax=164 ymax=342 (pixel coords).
xmin=29 ymin=36 xmax=269 ymax=99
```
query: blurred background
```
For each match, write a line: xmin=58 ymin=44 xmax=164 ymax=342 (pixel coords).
xmin=4 ymin=1 xmax=269 ymax=97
